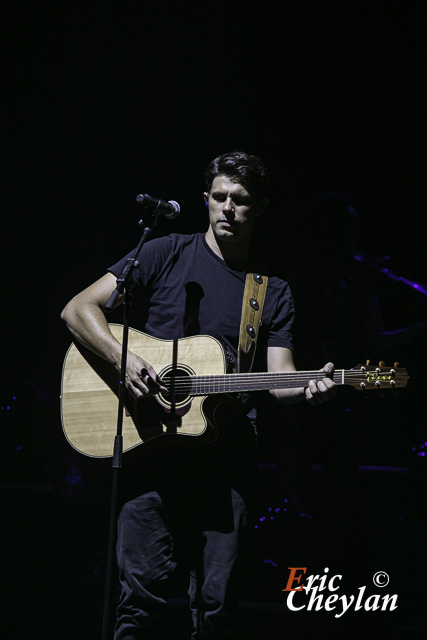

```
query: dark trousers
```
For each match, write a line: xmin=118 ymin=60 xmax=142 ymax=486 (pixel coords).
xmin=114 ymin=486 xmax=250 ymax=639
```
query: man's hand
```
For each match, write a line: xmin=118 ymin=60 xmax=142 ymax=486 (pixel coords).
xmin=124 ymin=351 xmax=168 ymax=398
xmin=305 ymin=362 xmax=337 ymax=405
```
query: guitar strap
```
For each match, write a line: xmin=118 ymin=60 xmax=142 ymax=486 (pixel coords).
xmin=237 ymin=273 xmax=269 ymax=373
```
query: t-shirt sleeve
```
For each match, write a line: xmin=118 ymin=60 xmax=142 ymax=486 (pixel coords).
xmin=107 ymin=236 xmax=174 ymax=288
xmin=267 ymin=280 xmax=295 ymax=351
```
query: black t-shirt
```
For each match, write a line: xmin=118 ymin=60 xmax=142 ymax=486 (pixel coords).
xmin=109 ymin=233 xmax=294 ymax=372
xmin=108 ymin=233 xmax=295 ymax=499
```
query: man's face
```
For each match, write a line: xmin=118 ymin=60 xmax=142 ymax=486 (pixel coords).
xmin=204 ymin=176 xmax=266 ymax=245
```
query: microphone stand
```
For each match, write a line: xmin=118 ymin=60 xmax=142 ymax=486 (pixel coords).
xmin=101 ymin=209 xmax=158 ymax=640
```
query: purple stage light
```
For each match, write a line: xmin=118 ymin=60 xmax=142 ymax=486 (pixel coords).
xmin=412 ymin=439 xmax=427 ymax=458
xmin=380 ymin=268 xmax=427 ymax=295
xmin=263 ymin=559 xmax=278 ymax=568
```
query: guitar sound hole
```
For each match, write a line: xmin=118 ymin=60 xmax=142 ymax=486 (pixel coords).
xmin=160 ymin=367 xmax=191 ymax=406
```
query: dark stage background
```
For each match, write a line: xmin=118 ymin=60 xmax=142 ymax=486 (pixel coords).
xmin=2 ymin=2 xmax=426 ymax=638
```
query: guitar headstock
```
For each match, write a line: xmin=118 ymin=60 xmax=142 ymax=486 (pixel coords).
xmin=346 ymin=360 xmax=409 ymax=391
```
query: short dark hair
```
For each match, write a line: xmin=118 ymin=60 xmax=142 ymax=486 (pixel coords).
xmin=204 ymin=150 xmax=270 ymax=199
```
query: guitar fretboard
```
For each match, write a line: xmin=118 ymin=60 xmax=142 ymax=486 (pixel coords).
xmin=165 ymin=370 xmax=362 ymax=395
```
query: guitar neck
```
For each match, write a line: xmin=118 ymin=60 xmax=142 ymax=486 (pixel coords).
xmin=188 ymin=370 xmax=345 ymax=395
xmin=167 ymin=367 xmax=405 ymax=396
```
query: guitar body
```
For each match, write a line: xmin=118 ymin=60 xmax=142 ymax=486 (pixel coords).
xmin=61 ymin=325 xmax=228 ymax=458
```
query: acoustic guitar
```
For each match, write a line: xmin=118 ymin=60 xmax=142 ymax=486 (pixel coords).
xmin=60 ymin=324 xmax=409 ymax=458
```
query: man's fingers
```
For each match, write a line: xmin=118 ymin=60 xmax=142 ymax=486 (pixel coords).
xmin=127 ymin=379 xmax=149 ymax=398
xmin=323 ymin=362 xmax=335 ymax=375
xmin=139 ymin=367 xmax=167 ymax=394
xmin=146 ymin=376 xmax=167 ymax=393
xmin=323 ymin=377 xmax=338 ymax=395
xmin=306 ymin=375 xmax=336 ymax=405
xmin=308 ymin=379 xmax=321 ymax=396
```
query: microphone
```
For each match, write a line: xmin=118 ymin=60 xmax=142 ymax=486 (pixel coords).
xmin=136 ymin=193 xmax=180 ymax=219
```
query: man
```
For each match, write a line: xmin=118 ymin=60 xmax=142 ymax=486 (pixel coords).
xmin=61 ymin=151 xmax=335 ymax=639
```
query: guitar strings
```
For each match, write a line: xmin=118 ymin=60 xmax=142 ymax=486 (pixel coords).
xmin=163 ymin=372 xmax=395 ymax=384
xmin=159 ymin=369 xmax=400 ymax=394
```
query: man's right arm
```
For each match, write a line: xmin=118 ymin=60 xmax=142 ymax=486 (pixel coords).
xmin=61 ymin=272 xmax=166 ymax=397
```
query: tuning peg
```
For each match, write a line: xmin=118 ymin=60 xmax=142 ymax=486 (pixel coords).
xmin=394 ymin=361 xmax=400 ymax=368
xmin=379 ymin=361 xmax=385 ymax=368
xmin=365 ymin=359 xmax=370 ymax=366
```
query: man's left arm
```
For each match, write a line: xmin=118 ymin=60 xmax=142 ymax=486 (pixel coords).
xmin=267 ymin=346 xmax=336 ymax=405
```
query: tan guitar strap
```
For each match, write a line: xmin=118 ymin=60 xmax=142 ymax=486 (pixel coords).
xmin=237 ymin=273 xmax=269 ymax=373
